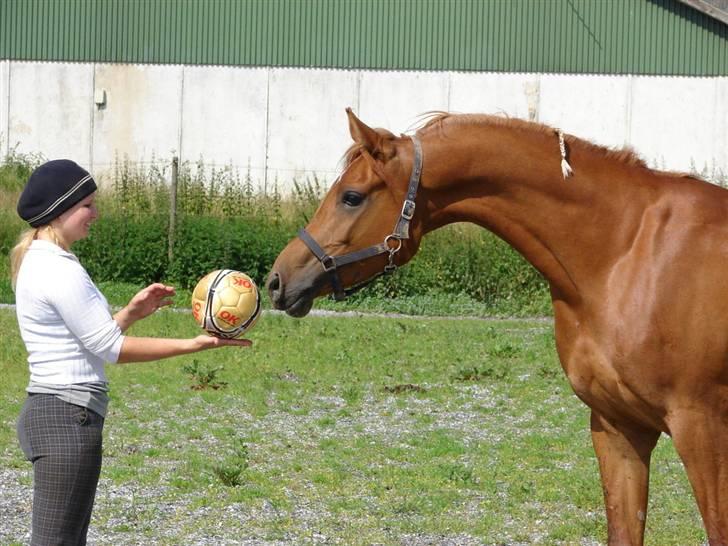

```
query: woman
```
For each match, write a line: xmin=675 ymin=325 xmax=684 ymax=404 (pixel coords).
xmin=11 ymin=159 xmax=250 ymax=545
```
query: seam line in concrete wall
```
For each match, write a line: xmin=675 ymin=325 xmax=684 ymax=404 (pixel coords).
xmin=263 ymin=67 xmax=271 ymax=194
xmin=354 ymin=71 xmax=361 ymax=121
xmin=446 ymin=72 xmax=453 ymax=111
xmin=624 ymin=75 xmax=634 ymax=147
xmin=713 ymin=78 xmax=727 ymax=173
xmin=89 ymin=64 xmax=96 ymax=171
xmin=3 ymin=61 xmax=10 ymax=158
xmin=178 ymin=67 xmax=186 ymax=164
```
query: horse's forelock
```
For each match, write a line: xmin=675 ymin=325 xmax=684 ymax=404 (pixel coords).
xmin=338 ymin=127 xmax=399 ymax=172
xmin=339 ymin=143 xmax=364 ymax=172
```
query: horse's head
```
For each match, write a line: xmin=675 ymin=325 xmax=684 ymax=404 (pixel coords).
xmin=267 ymin=108 xmax=425 ymax=317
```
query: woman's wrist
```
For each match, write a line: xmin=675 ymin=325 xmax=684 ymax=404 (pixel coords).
xmin=113 ymin=308 xmax=132 ymax=332
xmin=113 ymin=305 xmax=143 ymax=332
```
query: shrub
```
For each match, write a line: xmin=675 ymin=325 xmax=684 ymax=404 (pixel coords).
xmin=166 ymin=215 xmax=293 ymax=289
xmin=0 ymin=154 xmax=551 ymax=314
xmin=75 ymin=213 xmax=169 ymax=284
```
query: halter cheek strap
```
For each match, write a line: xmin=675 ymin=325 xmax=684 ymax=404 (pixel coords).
xmin=297 ymin=134 xmax=424 ymax=301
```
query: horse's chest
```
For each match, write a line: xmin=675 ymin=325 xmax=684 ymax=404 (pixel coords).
xmin=553 ymin=319 xmax=666 ymax=429
xmin=557 ymin=332 xmax=614 ymax=401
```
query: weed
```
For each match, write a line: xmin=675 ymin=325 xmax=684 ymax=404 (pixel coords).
xmin=537 ymin=363 xmax=561 ymax=380
xmin=383 ymin=383 xmax=426 ymax=394
xmin=182 ymin=359 xmax=228 ymax=390
xmin=439 ymin=463 xmax=478 ymax=485
xmin=211 ymin=437 xmax=250 ymax=487
xmin=452 ymin=363 xmax=510 ymax=382
xmin=342 ymin=384 xmax=362 ymax=405
xmin=212 ymin=464 xmax=245 ymax=487
xmin=452 ymin=366 xmax=484 ymax=382
xmin=488 ymin=340 xmax=521 ymax=358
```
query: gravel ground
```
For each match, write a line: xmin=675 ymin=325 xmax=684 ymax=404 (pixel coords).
xmin=2 ymin=464 xmax=588 ymax=546
xmin=2 ymin=392 xmax=501 ymax=545
xmin=0 ymin=308 xmax=587 ymax=545
xmin=0 ymin=454 xmax=505 ymax=545
xmin=0 ymin=386 xmax=601 ymax=546
xmin=0 ymin=467 xmax=33 ymax=545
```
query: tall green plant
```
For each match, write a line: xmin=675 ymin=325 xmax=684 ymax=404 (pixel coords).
xmin=110 ymin=153 xmax=170 ymax=215
xmin=291 ymin=174 xmax=326 ymax=224
xmin=0 ymin=145 xmax=44 ymax=193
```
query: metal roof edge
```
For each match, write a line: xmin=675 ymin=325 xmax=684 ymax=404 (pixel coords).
xmin=677 ymin=0 xmax=728 ymax=26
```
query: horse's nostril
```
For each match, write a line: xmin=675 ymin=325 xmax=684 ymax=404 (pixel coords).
xmin=267 ymin=272 xmax=280 ymax=295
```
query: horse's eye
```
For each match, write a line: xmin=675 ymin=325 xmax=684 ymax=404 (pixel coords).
xmin=342 ymin=191 xmax=364 ymax=207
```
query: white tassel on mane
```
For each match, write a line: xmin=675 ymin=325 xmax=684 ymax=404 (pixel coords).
xmin=557 ymin=130 xmax=573 ymax=179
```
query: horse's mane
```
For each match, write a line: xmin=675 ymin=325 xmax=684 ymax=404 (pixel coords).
xmin=340 ymin=112 xmax=698 ymax=181
xmin=418 ymin=112 xmax=650 ymax=170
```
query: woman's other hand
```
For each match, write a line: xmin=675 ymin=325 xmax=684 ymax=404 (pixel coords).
xmin=114 ymin=283 xmax=176 ymax=332
xmin=130 ymin=283 xmax=176 ymax=318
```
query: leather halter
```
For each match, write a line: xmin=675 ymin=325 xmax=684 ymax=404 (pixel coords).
xmin=297 ymin=135 xmax=424 ymax=301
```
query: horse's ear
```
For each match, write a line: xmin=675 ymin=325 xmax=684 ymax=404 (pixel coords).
xmin=346 ymin=108 xmax=377 ymax=150
xmin=346 ymin=108 xmax=395 ymax=161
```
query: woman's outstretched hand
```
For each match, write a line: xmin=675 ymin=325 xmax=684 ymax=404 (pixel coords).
xmin=117 ymin=334 xmax=252 ymax=363
xmin=194 ymin=334 xmax=253 ymax=349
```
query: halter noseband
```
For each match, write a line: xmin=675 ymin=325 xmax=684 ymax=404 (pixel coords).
xmin=297 ymin=135 xmax=424 ymax=301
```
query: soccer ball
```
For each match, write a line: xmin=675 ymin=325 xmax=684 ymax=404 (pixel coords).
xmin=191 ymin=269 xmax=261 ymax=338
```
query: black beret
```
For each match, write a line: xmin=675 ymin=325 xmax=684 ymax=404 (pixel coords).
xmin=17 ymin=160 xmax=98 ymax=227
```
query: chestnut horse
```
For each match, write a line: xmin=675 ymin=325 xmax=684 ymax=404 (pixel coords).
xmin=267 ymin=108 xmax=728 ymax=544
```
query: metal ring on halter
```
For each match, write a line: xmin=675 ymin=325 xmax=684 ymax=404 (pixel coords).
xmin=384 ymin=235 xmax=402 ymax=273
xmin=384 ymin=234 xmax=403 ymax=254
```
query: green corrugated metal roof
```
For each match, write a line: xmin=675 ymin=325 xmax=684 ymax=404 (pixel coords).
xmin=1 ymin=0 xmax=726 ymax=75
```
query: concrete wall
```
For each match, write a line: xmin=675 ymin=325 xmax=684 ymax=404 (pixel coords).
xmin=1 ymin=61 xmax=726 ymax=190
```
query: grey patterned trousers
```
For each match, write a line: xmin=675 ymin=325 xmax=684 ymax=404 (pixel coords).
xmin=17 ymin=394 xmax=104 ymax=546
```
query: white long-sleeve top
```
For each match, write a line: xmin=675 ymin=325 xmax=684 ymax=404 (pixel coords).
xmin=15 ymin=240 xmax=125 ymax=384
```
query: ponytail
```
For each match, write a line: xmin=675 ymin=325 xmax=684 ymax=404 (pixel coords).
xmin=10 ymin=224 xmax=67 ymax=290
xmin=10 ymin=228 xmax=38 ymax=290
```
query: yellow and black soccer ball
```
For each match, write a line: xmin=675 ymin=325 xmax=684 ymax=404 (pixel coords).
xmin=191 ymin=269 xmax=261 ymax=338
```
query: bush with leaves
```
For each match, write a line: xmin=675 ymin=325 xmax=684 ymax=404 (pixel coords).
xmin=1 ymin=153 xmax=553 ymax=313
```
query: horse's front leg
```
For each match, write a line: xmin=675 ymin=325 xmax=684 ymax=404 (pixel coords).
xmin=590 ymin=411 xmax=660 ymax=545
xmin=669 ymin=407 xmax=728 ymax=545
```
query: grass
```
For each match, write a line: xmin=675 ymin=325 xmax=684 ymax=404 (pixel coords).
xmin=0 ymin=306 xmax=706 ymax=545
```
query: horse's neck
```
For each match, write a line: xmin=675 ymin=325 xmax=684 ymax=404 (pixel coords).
xmin=422 ymin=128 xmax=647 ymax=303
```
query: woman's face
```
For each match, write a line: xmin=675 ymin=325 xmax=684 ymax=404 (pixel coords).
xmin=53 ymin=192 xmax=99 ymax=246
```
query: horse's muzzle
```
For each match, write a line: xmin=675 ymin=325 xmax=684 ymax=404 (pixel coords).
xmin=266 ymin=271 xmax=314 ymax=318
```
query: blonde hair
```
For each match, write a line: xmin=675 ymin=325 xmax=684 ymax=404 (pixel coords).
xmin=10 ymin=224 xmax=66 ymax=290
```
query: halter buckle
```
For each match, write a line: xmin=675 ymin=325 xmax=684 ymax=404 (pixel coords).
xmin=321 ymin=255 xmax=337 ymax=272
xmin=401 ymin=199 xmax=416 ymax=220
